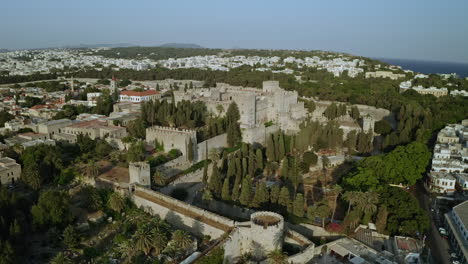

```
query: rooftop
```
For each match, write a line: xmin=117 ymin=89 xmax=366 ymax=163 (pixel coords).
xmin=120 ymin=90 xmax=159 ymax=97
xmin=454 ymin=200 xmax=468 ymax=231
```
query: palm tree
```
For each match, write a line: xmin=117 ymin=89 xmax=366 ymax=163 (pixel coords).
xmin=153 ymin=170 xmax=166 ymax=187
xmin=330 ymin=184 xmax=343 ymax=222
xmin=359 ymin=192 xmax=379 ymax=222
xmin=151 ymin=229 xmax=169 ymax=255
xmin=125 ymin=209 xmax=151 ymax=227
xmin=85 ymin=161 xmax=99 ymax=178
xmin=171 ymin=230 xmax=192 ymax=253
xmin=267 ymin=249 xmax=288 ymax=264
xmin=346 ymin=209 xmax=362 ymax=229
xmin=108 ymin=192 xmax=126 ymax=213
xmin=50 ymin=252 xmax=73 ymax=264
xmin=343 ymin=191 xmax=360 ymax=215
xmin=133 ymin=224 xmax=154 ymax=255
xmin=151 ymin=217 xmax=170 ymax=235
xmin=116 ymin=239 xmax=134 ymax=263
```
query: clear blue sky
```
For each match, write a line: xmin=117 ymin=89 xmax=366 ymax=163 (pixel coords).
xmin=2 ymin=0 xmax=468 ymax=63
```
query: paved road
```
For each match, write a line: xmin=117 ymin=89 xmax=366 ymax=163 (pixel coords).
xmin=414 ymin=181 xmax=451 ymax=264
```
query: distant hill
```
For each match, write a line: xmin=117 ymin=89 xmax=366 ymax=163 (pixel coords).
xmin=0 ymin=49 xmax=9 ymax=53
xmin=159 ymin=43 xmax=204 ymax=49
xmin=62 ymin=43 xmax=134 ymax=49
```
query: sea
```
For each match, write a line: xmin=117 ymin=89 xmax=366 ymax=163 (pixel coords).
xmin=375 ymin=58 xmax=468 ymax=78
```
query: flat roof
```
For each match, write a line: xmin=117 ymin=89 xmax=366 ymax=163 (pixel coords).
xmin=120 ymin=90 xmax=159 ymax=97
xmin=454 ymin=201 xmax=468 ymax=231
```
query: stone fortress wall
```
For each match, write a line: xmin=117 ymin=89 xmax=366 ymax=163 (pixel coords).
xmin=173 ymin=81 xmax=308 ymax=139
xmin=145 ymin=125 xmax=197 ymax=158
xmin=103 ymin=166 xmax=317 ymax=263
xmin=131 ymin=186 xmax=234 ymax=239
xmin=249 ymin=212 xmax=285 ymax=259
xmin=129 ymin=162 xmax=151 ymax=187
xmin=242 ymin=124 xmax=280 ymax=145
xmin=196 ymin=133 xmax=227 ymax=161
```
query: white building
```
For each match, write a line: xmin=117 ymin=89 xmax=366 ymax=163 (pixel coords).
xmin=451 ymin=90 xmax=468 ymax=97
xmin=429 ymin=120 xmax=468 ymax=194
xmin=429 ymin=172 xmax=456 ymax=194
xmin=86 ymin=92 xmax=102 ymax=106
xmin=119 ymin=90 xmax=161 ymax=102
xmin=0 ymin=157 xmax=22 ymax=185
xmin=445 ymin=200 xmax=468 ymax=264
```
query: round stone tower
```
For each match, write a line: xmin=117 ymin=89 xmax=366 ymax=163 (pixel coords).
xmin=250 ymin=211 xmax=285 ymax=259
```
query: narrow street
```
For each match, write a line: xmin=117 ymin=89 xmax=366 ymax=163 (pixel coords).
xmin=414 ymin=181 xmax=451 ymax=264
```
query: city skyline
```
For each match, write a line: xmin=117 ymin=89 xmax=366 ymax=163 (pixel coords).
xmin=2 ymin=0 xmax=468 ymax=63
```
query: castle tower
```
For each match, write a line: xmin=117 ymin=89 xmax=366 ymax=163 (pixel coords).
xmin=249 ymin=211 xmax=284 ymax=260
xmin=110 ymin=76 xmax=117 ymax=90
xmin=362 ymin=115 xmax=375 ymax=133
xmin=129 ymin=162 xmax=151 ymax=187
xmin=70 ymin=77 xmax=74 ymax=92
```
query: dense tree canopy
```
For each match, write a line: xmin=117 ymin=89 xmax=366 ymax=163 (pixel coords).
xmin=343 ymin=142 xmax=431 ymax=191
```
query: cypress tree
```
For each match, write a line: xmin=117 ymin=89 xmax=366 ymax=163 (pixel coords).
xmin=350 ymin=106 xmax=360 ymax=120
xmin=235 ymin=157 xmax=242 ymax=177
xmin=293 ymin=193 xmax=305 ymax=217
xmin=248 ymin=149 xmax=256 ymax=176
xmin=202 ymin=160 xmax=208 ymax=185
xmin=187 ymin=138 xmax=194 ymax=162
xmin=281 ymin=157 xmax=289 ymax=180
xmin=239 ymin=177 xmax=252 ymax=206
xmin=221 ymin=178 xmax=231 ymax=201
xmin=250 ymin=183 xmax=262 ymax=208
xmin=278 ymin=187 xmax=292 ymax=209
xmin=256 ymin=182 xmax=269 ymax=206
xmin=227 ymin=157 xmax=235 ymax=179
xmin=290 ymin=156 xmax=302 ymax=193
xmin=242 ymin=158 xmax=248 ymax=177
xmin=208 ymin=162 xmax=222 ymax=197
xmin=274 ymin=133 xmax=280 ymax=162
xmin=226 ymin=102 xmax=241 ymax=147
xmin=256 ymin=148 xmax=264 ymax=170
xmin=278 ymin=133 xmax=285 ymax=160
xmin=251 ymin=182 xmax=269 ymax=208
xmin=231 ymin=173 xmax=241 ymax=201
xmin=241 ymin=143 xmax=249 ymax=157
xmin=270 ymin=185 xmax=280 ymax=204
xmin=266 ymin=134 xmax=276 ymax=161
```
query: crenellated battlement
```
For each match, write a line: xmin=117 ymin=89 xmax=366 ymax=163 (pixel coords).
xmin=146 ymin=125 xmax=196 ymax=134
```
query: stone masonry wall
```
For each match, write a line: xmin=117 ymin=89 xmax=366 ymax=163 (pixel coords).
xmin=146 ymin=126 xmax=197 ymax=157
xmin=242 ymin=124 xmax=280 ymax=145
xmin=196 ymin=133 xmax=227 ymax=162
xmin=132 ymin=186 xmax=234 ymax=239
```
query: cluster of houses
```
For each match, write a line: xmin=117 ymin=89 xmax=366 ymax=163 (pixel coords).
xmin=160 ymin=55 xmax=367 ymax=77
xmin=0 ymin=49 xmax=155 ymax=76
xmin=399 ymin=77 xmax=468 ymax=98
xmin=428 ymin=120 xmax=468 ymax=194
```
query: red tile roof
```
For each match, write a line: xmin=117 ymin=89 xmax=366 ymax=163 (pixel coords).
xmin=30 ymin=105 xmax=48 ymax=109
xmin=120 ymin=90 xmax=159 ymax=97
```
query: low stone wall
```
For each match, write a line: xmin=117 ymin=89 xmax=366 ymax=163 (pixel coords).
xmin=193 ymin=194 xmax=255 ymax=221
xmin=285 ymin=229 xmax=312 ymax=247
xmin=286 ymin=223 xmax=344 ymax=241
xmin=155 ymin=155 xmax=191 ymax=178
xmin=132 ymin=186 xmax=234 ymax=239
xmin=105 ymin=138 xmax=129 ymax=151
xmin=287 ymin=243 xmax=316 ymax=264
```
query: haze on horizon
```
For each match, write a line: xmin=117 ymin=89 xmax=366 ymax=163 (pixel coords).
xmin=2 ymin=0 xmax=468 ymax=63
